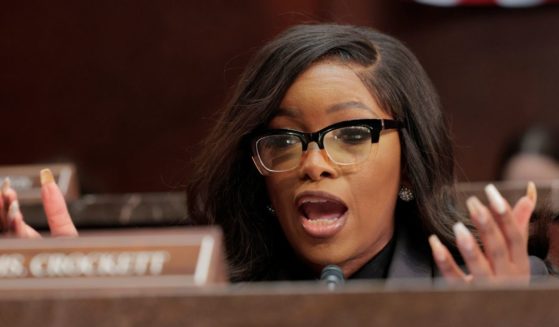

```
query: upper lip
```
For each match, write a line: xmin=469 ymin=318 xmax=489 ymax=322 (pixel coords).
xmin=294 ymin=191 xmax=348 ymax=209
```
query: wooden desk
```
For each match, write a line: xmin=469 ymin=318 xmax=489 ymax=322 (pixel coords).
xmin=1 ymin=281 xmax=559 ymax=326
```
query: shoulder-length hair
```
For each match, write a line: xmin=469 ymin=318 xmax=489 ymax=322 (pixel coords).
xmin=187 ymin=24 xmax=463 ymax=282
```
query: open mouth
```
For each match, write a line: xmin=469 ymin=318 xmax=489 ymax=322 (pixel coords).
xmin=296 ymin=192 xmax=348 ymax=238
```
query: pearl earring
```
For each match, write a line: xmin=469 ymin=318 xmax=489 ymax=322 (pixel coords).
xmin=398 ymin=186 xmax=414 ymax=202
xmin=266 ymin=205 xmax=276 ymax=215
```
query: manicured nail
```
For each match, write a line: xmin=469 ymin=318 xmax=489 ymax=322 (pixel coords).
xmin=428 ymin=234 xmax=446 ymax=262
xmin=466 ymin=196 xmax=487 ymax=225
xmin=484 ymin=184 xmax=507 ymax=215
xmin=1 ymin=177 xmax=11 ymax=194
xmin=8 ymin=200 xmax=20 ymax=224
xmin=40 ymin=169 xmax=55 ymax=185
xmin=527 ymin=181 xmax=537 ymax=204
xmin=453 ymin=222 xmax=474 ymax=253
xmin=466 ymin=196 xmax=479 ymax=216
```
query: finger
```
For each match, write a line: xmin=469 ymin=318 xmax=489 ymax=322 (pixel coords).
xmin=429 ymin=234 xmax=468 ymax=284
xmin=512 ymin=182 xmax=537 ymax=233
xmin=22 ymin=223 xmax=42 ymax=238
xmin=10 ymin=201 xmax=41 ymax=238
xmin=1 ymin=178 xmax=12 ymax=230
xmin=453 ymin=222 xmax=493 ymax=279
xmin=1 ymin=183 xmax=19 ymax=233
xmin=512 ymin=197 xmax=535 ymax=235
xmin=466 ymin=195 xmax=511 ymax=274
xmin=508 ymin=196 xmax=535 ymax=269
xmin=0 ymin=191 xmax=4 ymax=230
xmin=40 ymin=169 xmax=78 ymax=237
xmin=485 ymin=184 xmax=529 ymax=268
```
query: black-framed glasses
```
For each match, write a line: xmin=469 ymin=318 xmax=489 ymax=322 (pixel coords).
xmin=251 ymin=119 xmax=401 ymax=175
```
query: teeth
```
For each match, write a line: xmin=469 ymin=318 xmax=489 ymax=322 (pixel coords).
xmin=306 ymin=217 xmax=338 ymax=225
xmin=302 ymin=199 xmax=328 ymax=204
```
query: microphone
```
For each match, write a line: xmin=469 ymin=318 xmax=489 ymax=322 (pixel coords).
xmin=320 ymin=265 xmax=345 ymax=291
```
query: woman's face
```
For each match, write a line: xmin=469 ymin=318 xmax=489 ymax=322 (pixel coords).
xmin=265 ymin=61 xmax=401 ymax=277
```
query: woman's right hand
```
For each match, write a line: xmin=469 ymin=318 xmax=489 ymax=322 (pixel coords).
xmin=0 ymin=169 xmax=78 ymax=238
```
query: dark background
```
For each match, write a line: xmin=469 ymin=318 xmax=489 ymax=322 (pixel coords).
xmin=2 ymin=0 xmax=558 ymax=194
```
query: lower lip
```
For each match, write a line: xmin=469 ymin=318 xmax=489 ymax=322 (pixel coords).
xmin=300 ymin=212 xmax=347 ymax=238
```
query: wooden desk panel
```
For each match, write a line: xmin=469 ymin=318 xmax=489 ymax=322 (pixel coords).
xmin=1 ymin=281 xmax=559 ymax=327
xmin=457 ymin=180 xmax=559 ymax=212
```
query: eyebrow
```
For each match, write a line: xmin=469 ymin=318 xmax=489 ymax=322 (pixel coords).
xmin=275 ymin=101 xmax=376 ymax=118
xmin=274 ymin=107 xmax=300 ymax=118
xmin=326 ymin=101 xmax=375 ymax=115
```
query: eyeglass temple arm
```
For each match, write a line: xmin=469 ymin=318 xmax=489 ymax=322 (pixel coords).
xmin=382 ymin=119 xmax=401 ymax=130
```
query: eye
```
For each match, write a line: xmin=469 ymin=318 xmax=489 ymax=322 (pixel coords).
xmin=255 ymin=134 xmax=302 ymax=171
xmin=270 ymin=135 xmax=299 ymax=149
xmin=257 ymin=134 xmax=301 ymax=151
xmin=331 ymin=127 xmax=370 ymax=145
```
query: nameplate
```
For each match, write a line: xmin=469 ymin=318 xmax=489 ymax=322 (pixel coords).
xmin=0 ymin=227 xmax=227 ymax=290
xmin=0 ymin=163 xmax=79 ymax=204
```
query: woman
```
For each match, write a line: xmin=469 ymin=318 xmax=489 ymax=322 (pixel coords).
xmin=186 ymin=24 xmax=546 ymax=282
xmin=0 ymin=24 xmax=548 ymax=283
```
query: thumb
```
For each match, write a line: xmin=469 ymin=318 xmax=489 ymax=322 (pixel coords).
xmin=40 ymin=169 xmax=78 ymax=237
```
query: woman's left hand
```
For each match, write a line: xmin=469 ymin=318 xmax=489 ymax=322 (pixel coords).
xmin=428 ymin=182 xmax=537 ymax=285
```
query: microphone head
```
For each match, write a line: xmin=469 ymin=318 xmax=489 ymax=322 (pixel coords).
xmin=320 ymin=264 xmax=345 ymax=290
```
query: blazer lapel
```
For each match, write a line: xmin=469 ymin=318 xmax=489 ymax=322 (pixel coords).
xmin=386 ymin=220 xmax=434 ymax=280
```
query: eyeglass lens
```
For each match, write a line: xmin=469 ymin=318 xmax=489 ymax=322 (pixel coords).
xmin=256 ymin=126 xmax=375 ymax=172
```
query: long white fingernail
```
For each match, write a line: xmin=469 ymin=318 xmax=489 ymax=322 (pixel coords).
xmin=453 ymin=222 xmax=473 ymax=252
xmin=484 ymin=184 xmax=507 ymax=215
xmin=8 ymin=200 xmax=20 ymax=223
xmin=428 ymin=234 xmax=446 ymax=262
xmin=1 ymin=177 xmax=11 ymax=194
xmin=466 ymin=196 xmax=487 ymax=225
xmin=466 ymin=196 xmax=479 ymax=217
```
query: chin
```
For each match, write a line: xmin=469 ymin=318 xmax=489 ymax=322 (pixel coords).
xmin=295 ymin=242 xmax=357 ymax=269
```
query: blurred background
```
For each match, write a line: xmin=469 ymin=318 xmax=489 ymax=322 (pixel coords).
xmin=2 ymin=0 xmax=558 ymax=194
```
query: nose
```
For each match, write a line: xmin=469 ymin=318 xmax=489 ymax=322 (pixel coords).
xmin=297 ymin=142 xmax=338 ymax=181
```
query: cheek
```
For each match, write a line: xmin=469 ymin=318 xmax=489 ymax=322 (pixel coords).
xmin=348 ymin=137 xmax=401 ymax=222
xmin=349 ymin=167 xmax=400 ymax=217
xmin=264 ymin=175 xmax=300 ymax=241
xmin=264 ymin=175 xmax=294 ymax=213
